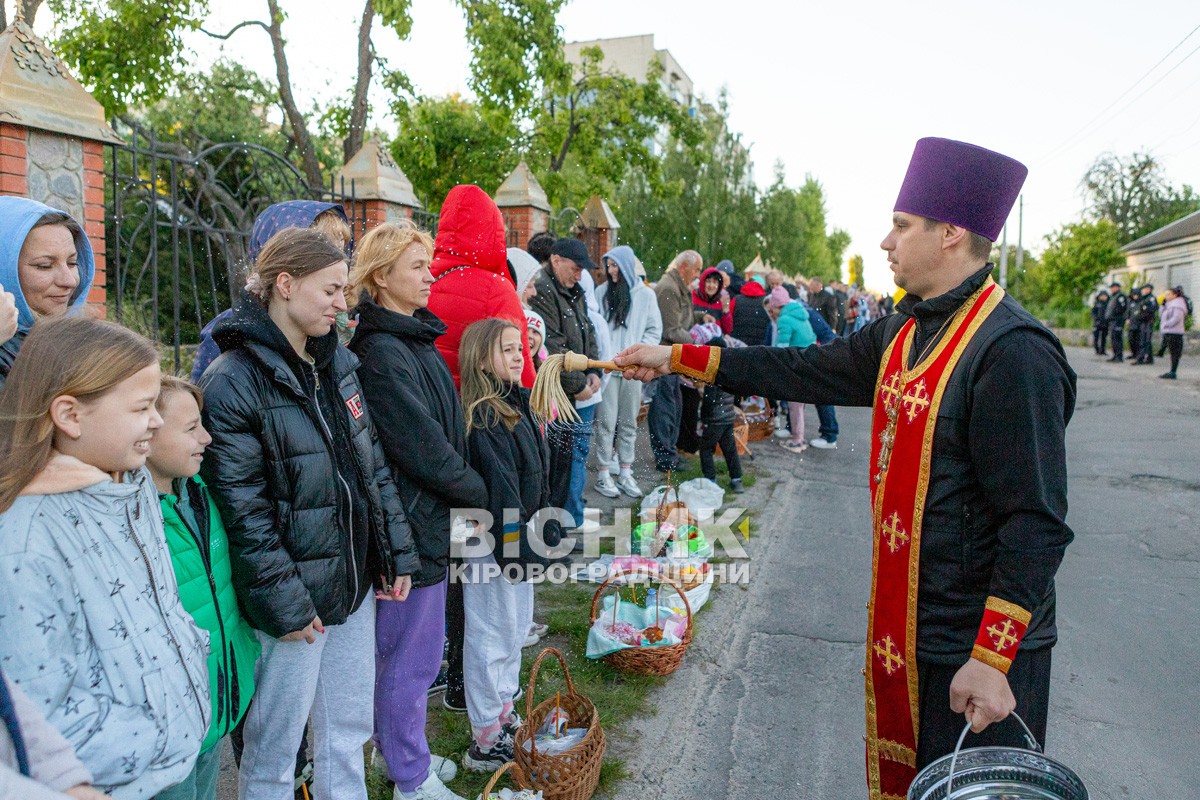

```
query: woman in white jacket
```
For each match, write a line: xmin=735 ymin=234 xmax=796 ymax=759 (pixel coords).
xmin=592 ymin=245 xmax=662 ymax=498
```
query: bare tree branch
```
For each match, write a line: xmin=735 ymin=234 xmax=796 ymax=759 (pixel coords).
xmin=265 ymin=0 xmax=323 ymax=189
xmin=198 ymin=19 xmax=271 ymax=40
xmin=19 ymin=0 xmax=45 ymax=25
xmin=344 ymin=0 xmax=375 ymax=164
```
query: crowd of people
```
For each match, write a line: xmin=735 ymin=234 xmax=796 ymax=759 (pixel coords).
xmin=0 ymin=184 xmax=885 ymax=800
xmin=1090 ymin=280 xmax=1192 ymax=377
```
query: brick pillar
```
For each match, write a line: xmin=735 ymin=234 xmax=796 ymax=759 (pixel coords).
xmin=0 ymin=18 xmax=121 ymax=317
xmin=498 ymin=205 xmax=549 ymax=249
xmin=335 ymin=138 xmax=422 ymax=235
xmin=578 ymin=195 xmax=620 ymax=267
xmin=0 ymin=123 xmax=28 ymax=197
xmin=495 ymin=160 xmax=551 ymax=250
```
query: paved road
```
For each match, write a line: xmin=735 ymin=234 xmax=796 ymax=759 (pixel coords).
xmin=608 ymin=346 xmax=1200 ymax=799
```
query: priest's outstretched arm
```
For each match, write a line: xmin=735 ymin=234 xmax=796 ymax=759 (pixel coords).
xmin=614 ymin=317 xmax=897 ymax=407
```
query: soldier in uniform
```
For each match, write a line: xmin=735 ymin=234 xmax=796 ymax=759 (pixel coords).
xmin=613 ymin=138 xmax=1076 ymax=800
xmin=1134 ymin=284 xmax=1158 ymax=365
xmin=1105 ymin=282 xmax=1128 ymax=362
xmin=1091 ymin=290 xmax=1109 ymax=355
xmin=1125 ymin=285 xmax=1142 ymax=365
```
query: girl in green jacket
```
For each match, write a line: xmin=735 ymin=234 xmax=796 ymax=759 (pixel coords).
xmin=148 ymin=376 xmax=260 ymax=800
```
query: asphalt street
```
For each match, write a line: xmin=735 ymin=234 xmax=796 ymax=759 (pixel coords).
xmin=608 ymin=346 xmax=1200 ymax=799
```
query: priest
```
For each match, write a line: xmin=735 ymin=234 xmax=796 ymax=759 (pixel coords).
xmin=613 ymin=138 xmax=1076 ymax=799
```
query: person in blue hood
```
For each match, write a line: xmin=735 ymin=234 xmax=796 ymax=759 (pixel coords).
xmin=0 ymin=197 xmax=95 ymax=391
xmin=191 ymin=201 xmax=351 ymax=382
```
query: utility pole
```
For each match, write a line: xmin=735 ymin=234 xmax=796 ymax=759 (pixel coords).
xmin=999 ymin=222 xmax=1009 ymax=288
xmin=1015 ymin=194 xmax=1024 ymax=272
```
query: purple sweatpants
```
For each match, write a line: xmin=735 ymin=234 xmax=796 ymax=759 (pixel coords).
xmin=374 ymin=578 xmax=447 ymax=792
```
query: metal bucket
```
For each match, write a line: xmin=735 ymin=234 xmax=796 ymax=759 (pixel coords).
xmin=908 ymin=713 xmax=1088 ymax=800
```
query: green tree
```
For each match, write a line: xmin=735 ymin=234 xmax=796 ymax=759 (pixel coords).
xmin=848 ymin=254 xmax=864 ymax=287
xmin=143 ymin=59 xmax=282 ymax=148
xmin=759 ymin=166 xmax=803 ymax=275
xmin=390 ymin=95 xmax=517 ymax=210
xmin=1038 ymin=220 xmax=1123 ymax=308
xmin=455 ymin=3 xmax=701 ymax=207
xmin=758 ymin=168 xmax=843 ymax=282
xmin=46 ymin=0 xmax=417 ymax=186
xmin=1082 ymin=151 xmax=1200 ymax=243
xmin=614 ymin=92 xmax=758 ymax=275
xmin=48 ymin=0 xmax=209 ymax=116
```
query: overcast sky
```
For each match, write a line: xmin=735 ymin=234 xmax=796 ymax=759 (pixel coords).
xmin=181 ymin=0 xmax=1200 ymax=290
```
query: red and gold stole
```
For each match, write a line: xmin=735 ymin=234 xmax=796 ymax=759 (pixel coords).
xmin=864 ymin=278 xmax=1004 ymax=800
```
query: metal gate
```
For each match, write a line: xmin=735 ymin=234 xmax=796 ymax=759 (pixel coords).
xmin=105 ymin=119 xmax=367 ymax=373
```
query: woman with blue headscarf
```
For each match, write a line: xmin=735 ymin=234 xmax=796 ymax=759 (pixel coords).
xmin=0 ymin=197 xmax=95 ymax=391
xmin=191 ymin=200 xmax=350 ymax=382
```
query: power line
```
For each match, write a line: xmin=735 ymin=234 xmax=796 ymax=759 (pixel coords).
xmin=1038 ymin=21 xmax=1200 ymax=163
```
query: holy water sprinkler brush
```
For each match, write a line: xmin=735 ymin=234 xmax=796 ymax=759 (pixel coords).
xmin=529 ymin=351 xmax=623 ymax=423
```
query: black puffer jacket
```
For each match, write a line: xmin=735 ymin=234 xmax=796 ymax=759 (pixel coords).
xmin=349 ymin=296 xmax=488 ymax=589
xmin=528 ymin=265 xmax=599 ymax=396
xmin=199 ymin=291 xmax=416 ymax=638
xmin=466 ymin=384 xmax=567 ymax=580
xmin=701 ymin=382 xmax=737 ymax=427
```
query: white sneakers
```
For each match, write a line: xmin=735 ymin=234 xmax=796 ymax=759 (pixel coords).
xmin=429 ymin=754 xmax=458 ymax=783
xmin=809 ymin=437 xmax=837 ymax=449
xmin=597 ymin=471 xmax=643 ymax=498
xmin=595 ymin=472 xmax=621 ymax=498
xmin=616 ymin=473 xmax=643 ymax=498
xmin=394 ymin=772 xmax=463 ymax=800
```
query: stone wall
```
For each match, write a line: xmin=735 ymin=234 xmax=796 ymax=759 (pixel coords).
xmin=26 ymin=129 xmax=83 ymax=221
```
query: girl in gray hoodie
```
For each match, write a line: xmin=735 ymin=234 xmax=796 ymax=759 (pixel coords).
xmin=0 ymin=316 xmax=209 ymax=800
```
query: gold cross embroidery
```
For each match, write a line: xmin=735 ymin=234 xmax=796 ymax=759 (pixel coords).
xmin=900 ymin=378 xmax=931 ymax=423
xmin=873 ymin=634 xmax=905 ymax=676
xmin=880 ymin=371 xmax=904 ymax=409
xmin=987 ymin=619 xmax=1019 ymax=651
xmin=881 ymin=511 xmax=910 ymax=554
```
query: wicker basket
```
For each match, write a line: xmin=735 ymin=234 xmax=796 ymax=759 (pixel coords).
xmin=740 ymin=397 xmax=774 ymax=441
xmin=481 ymin=761 xmax=528 ymax=798
xmin=589 ymin=573 xmax=694 ymax=677
xmin=511 ymin=648 xmax=605 ymax=800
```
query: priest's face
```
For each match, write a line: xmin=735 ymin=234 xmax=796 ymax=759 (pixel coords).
xmin=881 ymin=212 xmax=942 ymax=298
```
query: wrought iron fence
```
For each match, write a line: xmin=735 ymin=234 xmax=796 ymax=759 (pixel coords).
xmin=105 ymin=121 xmax=370 ymax=374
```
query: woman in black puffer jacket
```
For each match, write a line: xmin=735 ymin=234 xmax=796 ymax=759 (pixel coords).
xmin=199 ymin=228 xmax=416 ymax=800
xmin=348 ymin=222 xmax=488 ymax=795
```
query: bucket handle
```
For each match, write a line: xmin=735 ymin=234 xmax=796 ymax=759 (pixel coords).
xmin=945 ymin=711 xmax=1040 ymax=797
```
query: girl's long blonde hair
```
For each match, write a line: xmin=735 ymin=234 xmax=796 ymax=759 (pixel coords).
xmin=348 ymin=221 xmax=434 ymax=305
xmin=459 ymin=318 xmax=522 ymax=434
xmin=0 ymin=316 xmax=158 ymax=512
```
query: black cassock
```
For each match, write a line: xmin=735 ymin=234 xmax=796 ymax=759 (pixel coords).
xmin=713 ymin=265 xmax=1076 ymax=764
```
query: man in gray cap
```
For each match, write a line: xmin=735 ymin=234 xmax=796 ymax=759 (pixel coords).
xmin=529 ymin=238 xmax=601 ymax=525
xmin=613 ymin=138 xmax=1076 ymax=799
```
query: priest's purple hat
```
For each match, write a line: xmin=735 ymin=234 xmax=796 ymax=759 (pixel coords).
xmin=893 ymin=138 xmax=1028 ymax=241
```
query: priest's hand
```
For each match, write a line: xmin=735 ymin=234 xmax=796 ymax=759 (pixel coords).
xmin=613 ymin=344 xmax=673 ymax=382
xmin=949 ymin=657 xmax=1015 ymax=733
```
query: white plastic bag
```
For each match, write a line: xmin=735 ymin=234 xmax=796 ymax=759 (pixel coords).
xmin=640 ymin=485 xmax=680 ymax=520
xmin=678 ymin=477 xmax=725 ymax=517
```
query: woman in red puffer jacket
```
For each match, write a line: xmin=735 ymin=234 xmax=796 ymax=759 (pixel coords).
xmin=427 ymin=184 xmax=535 ymax=388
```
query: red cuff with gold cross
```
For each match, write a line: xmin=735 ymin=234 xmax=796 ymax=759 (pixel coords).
xmin=671 ymin=344 xmax=720 ymax=383
xmin=971 ymin=596 xmax=1032 ymax=673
